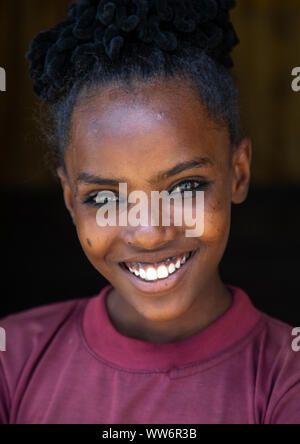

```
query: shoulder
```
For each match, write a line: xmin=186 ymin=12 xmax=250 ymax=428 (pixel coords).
xmin=0 ymin=298 xmax=86 ymax=344
xmin=248 ymin=309 xmax=299 ymax=373
xmin=256 ymin=311 xmax=297 ymax=355
xmin=0 ymin=298 xmax=90 ymax=424
xmin=0 ymin=297 xmax=89 ymax=377
xmin=251 ymin=312 xmax=300 ymax=423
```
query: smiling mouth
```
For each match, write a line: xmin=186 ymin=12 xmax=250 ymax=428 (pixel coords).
xmin=120 ymin=250 xmax=197 ymax=283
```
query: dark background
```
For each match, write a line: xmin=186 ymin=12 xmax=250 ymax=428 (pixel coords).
xmin=0 ymin=0 xmax=300 ymax=325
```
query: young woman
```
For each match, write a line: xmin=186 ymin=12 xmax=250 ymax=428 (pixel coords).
xmin=1 ymin=0 xmax=299 ymax=424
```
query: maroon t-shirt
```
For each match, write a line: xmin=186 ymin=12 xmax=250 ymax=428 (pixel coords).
xmin=0 ymin=284 xmax=299 ymax=424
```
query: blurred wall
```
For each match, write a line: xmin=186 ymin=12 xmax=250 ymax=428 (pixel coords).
xmin=233 ymin=0 xmax=300 ymax=185
xmin=0 ymin=0 xmax=300 ymax=189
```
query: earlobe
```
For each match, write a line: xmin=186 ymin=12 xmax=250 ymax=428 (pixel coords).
xmin=57 ymin=167 xmax=76 ymax=224
xmin=231 ymin=137 xmax=252 ymax=204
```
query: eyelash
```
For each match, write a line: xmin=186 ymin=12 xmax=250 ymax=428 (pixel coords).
xmin=83 ymin=179 xmax=211 ymax=208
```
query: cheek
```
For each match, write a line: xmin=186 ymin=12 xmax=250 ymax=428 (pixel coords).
xmin=204 ymin=202 xmax=230 ymax=242
xmin=201 ymin=188 xmax=231 ymax=246
xmin=74 ymin=210 xmax=115 ymax=262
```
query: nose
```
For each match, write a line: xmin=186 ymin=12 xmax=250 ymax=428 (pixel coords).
xmin=123 ymin=224 xmax=177 ymax=250
xmin=121 ymin=198 xmax=178 ymax=250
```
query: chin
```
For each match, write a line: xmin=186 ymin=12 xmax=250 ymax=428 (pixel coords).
xmin=133 ymin=296 xmax=191 ymax=324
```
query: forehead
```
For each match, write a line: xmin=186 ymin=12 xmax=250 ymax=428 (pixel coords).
xmin=66 ymin=79 xmax=229 ymax=181
xmin=72 ymin=79 xmax=207 ymax=131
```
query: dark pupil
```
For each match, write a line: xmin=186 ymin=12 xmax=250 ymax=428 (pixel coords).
xmin=183 ymin=181 xmax=193 ymax=189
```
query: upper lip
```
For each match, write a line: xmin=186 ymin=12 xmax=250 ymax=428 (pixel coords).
xmin=119 ymin=249 xmax=196 ymax=265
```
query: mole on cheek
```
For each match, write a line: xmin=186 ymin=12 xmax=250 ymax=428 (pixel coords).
xmin=87 ymin=239 xmax=92 ymax=247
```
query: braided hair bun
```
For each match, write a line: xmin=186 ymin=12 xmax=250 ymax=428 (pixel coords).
xmin=27 ymin=0 xmax=239 ymax=104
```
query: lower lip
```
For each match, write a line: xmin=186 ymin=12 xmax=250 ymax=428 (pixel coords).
xmin=118 ymin=249 xmax=199 ymax=294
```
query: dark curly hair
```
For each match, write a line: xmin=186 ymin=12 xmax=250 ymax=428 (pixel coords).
xmin=26 ymin=0 xmax=241 ymax=171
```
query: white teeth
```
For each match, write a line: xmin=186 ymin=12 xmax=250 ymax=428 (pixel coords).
xmin=146 ymin=268 xmax=157 ymax=281
xmin=175 ymin=259 xmax=181 ymax=269
xmin=168 ymin=263 xmax=176 ymax=274
xmin=125 ymin=251 xmax=193 ymax=281
xmin=139 ymin=268 xmax=147 ymax=280
xmin=157 ymin=265 xmax=169 ymax=279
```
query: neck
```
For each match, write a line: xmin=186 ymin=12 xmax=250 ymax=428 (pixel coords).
xmin=106 ymin=273 xmax=233 ymax=344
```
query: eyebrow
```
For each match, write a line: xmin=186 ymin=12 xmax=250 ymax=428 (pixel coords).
xmin=150 ymin=156 xmax=214 ymax=185
xmin=76 ymin=156 xmax=214 ymax=187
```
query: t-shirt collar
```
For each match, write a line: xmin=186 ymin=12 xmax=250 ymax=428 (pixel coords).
xmin=82 ymin=284 xmax=261 ymax=372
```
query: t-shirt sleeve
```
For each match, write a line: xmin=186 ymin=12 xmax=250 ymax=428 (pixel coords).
xmin=0 ymin=358 xmax=10 ymax=424
xmin=269 ymin=382 xmax=300 ymax=424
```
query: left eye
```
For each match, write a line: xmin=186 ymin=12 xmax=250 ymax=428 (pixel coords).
xmin=170 ymin=180 xmax=209 ymax=194
xmin=84 ymin=191 xmax=120 ymax=208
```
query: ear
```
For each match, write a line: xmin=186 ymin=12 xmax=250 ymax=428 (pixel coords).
xmin=231 ymin=137 xmax=252 ymax=204
xmin=57 ymin=167 xmax=76 ymax=225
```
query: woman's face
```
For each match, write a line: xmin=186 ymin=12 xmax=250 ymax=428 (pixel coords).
xmin=58 ymin=78 xmax=251 ymax=324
